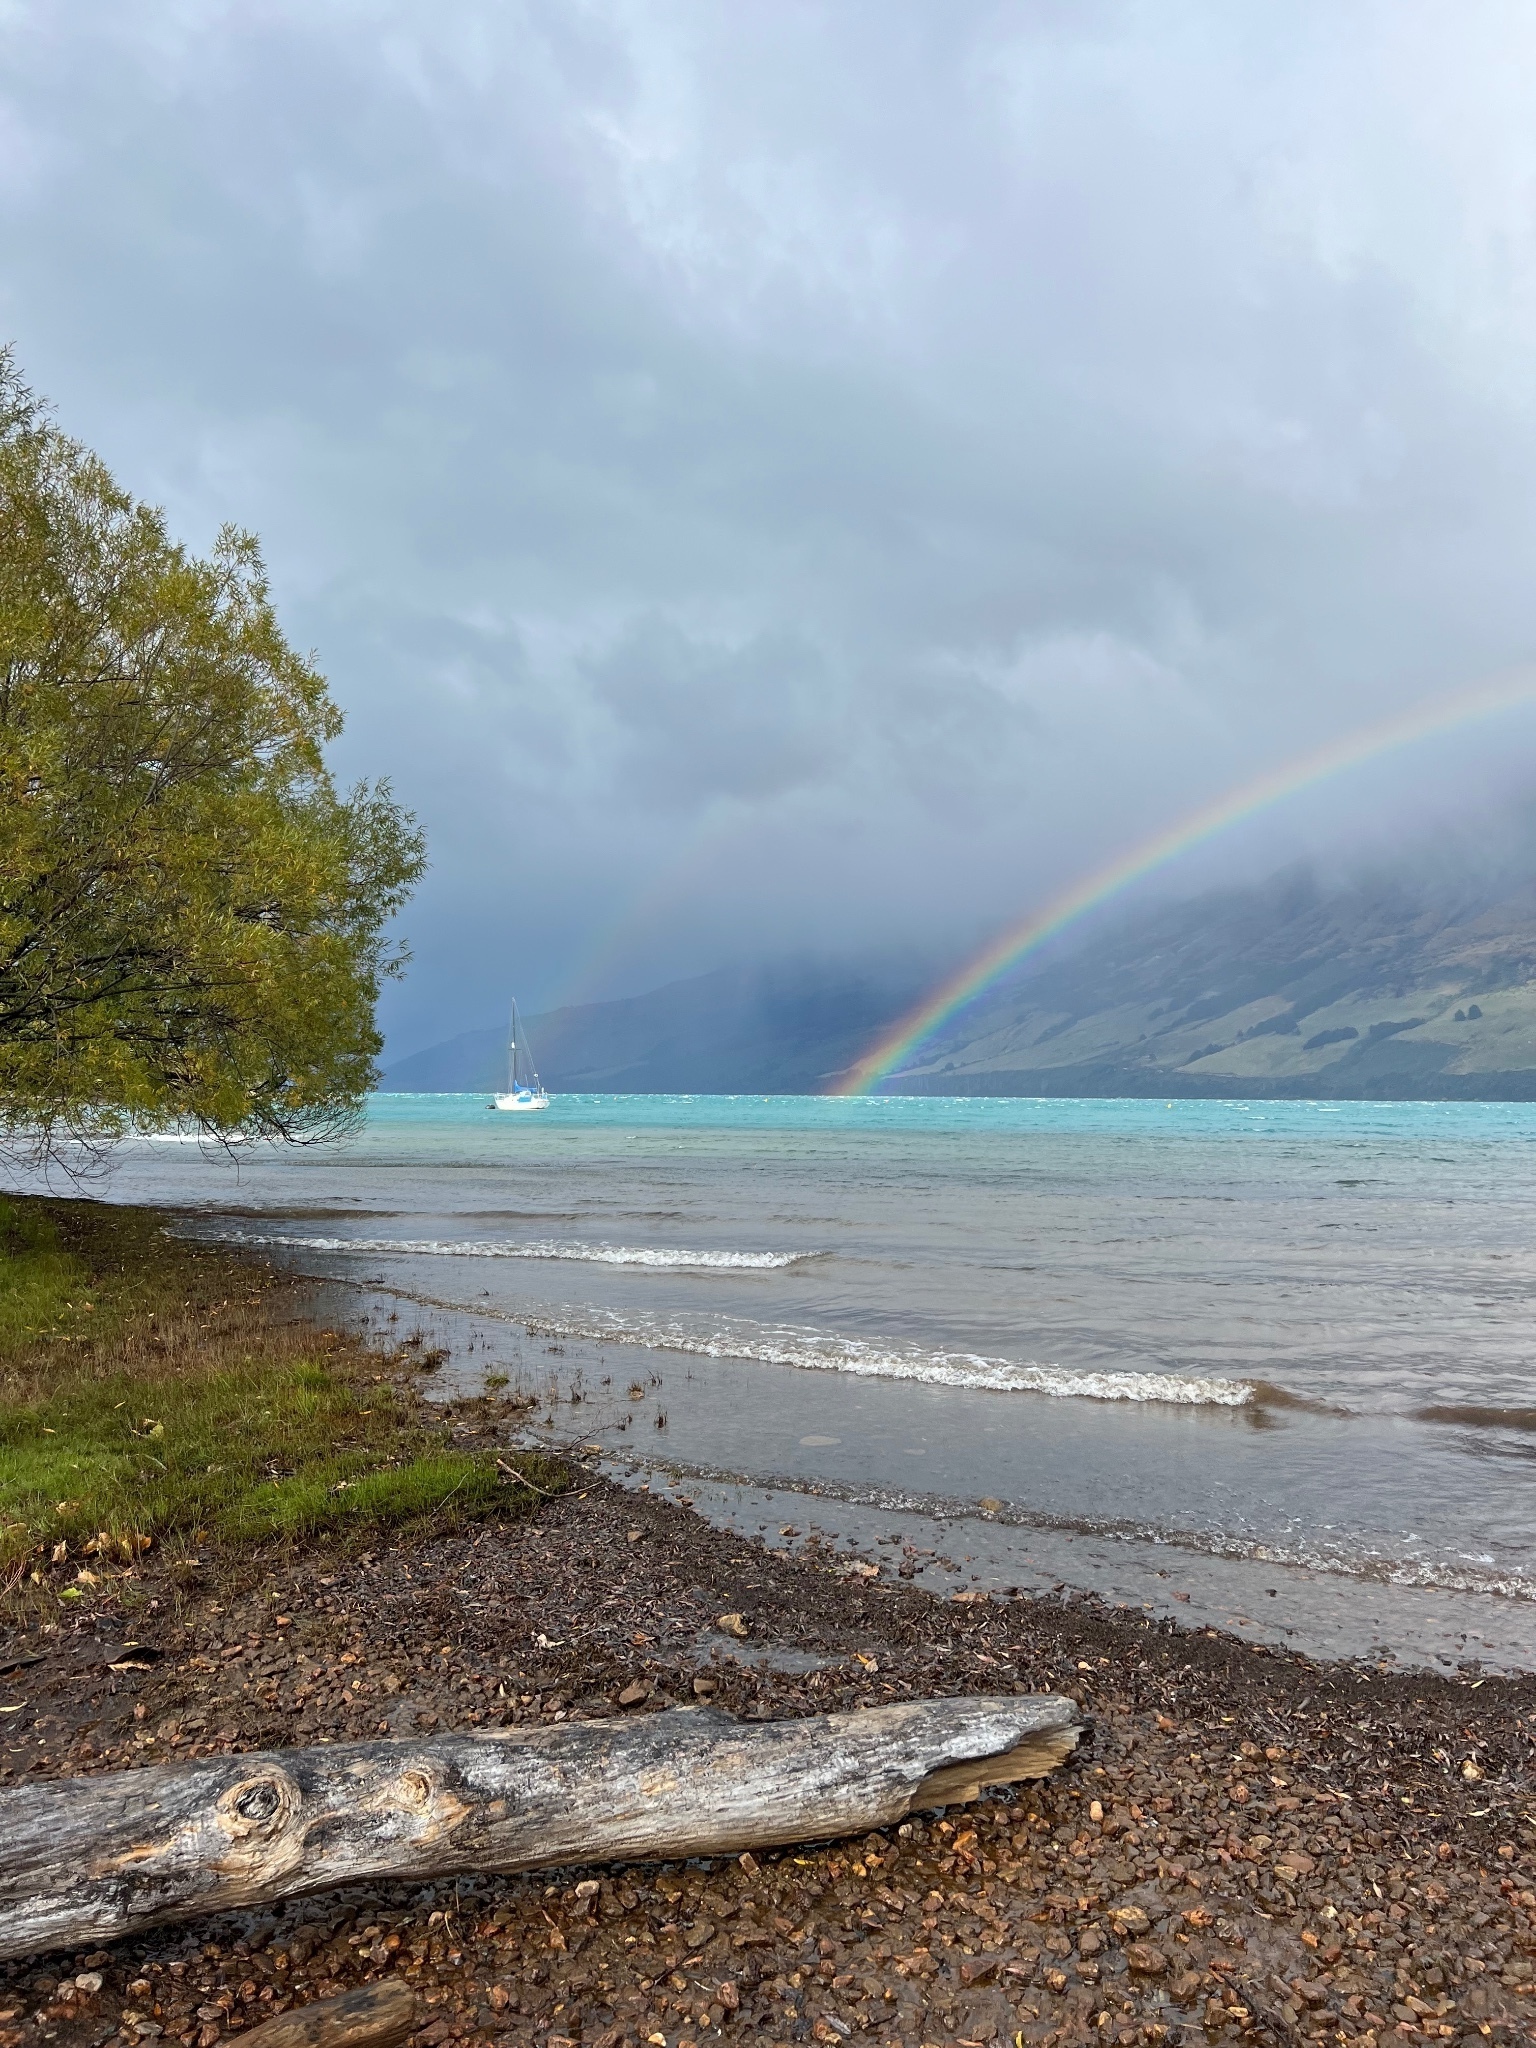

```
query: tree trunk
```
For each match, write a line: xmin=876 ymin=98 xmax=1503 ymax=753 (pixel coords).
xmin=0 ymin=1695 xmax=1083 ymax=1961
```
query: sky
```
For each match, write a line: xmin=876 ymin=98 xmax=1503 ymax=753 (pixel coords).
xmin=6 ymin=1 xmax=1536 ymax=1058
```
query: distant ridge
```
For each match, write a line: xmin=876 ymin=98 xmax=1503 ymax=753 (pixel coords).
xmin=885 ymin=865 xmax=1536 ymax=1099
xmin=387 ymin=865 xmax=1536 ymax=1099
xmin=382 ymin=958 xmax=930 ymax=1095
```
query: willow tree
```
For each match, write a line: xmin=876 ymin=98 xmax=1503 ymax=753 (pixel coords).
xmin=0 ymin=354 xmax=425 ymax=1159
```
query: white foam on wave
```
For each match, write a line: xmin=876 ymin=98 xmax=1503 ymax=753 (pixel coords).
xmin=180 ymin=1228 xmax=809 ymax=1271
xmin=178 ymin=1230 xmax=1250 ymax=1405
xmin=520 ymin=1306 xmax=1254 ymax=1408
xmin=140 ymin=1131 xmax=250 ymax=1144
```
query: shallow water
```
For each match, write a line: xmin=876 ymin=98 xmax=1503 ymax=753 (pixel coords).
xmin=35 ymin=1091 xmax=1536 ymax=1667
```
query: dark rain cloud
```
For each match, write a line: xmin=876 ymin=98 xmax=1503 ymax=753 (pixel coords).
xmin=4 ymin=2 xmax=1536 ymax=1052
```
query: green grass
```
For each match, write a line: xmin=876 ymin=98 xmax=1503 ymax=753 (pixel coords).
xmin=0 ymin=1196 xmax=562 ymax=1594
xmin=0 ymin=1194 xmax=107 ymax=1352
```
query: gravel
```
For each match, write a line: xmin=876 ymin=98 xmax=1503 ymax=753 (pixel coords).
xmin=2 ymin=1460 xmax=1533 ymax=2048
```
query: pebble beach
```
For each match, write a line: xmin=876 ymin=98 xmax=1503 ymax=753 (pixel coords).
xmin=2 ymin=1408 xmax=1532 ymax=2048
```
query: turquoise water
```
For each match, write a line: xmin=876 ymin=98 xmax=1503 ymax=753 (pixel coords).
xmin=52 ymin=1091 xmax=1536 ymax=1656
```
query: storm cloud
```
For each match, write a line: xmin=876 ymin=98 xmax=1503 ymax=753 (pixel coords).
xmin=5 ymin=1 xmax=1536 ymax=1054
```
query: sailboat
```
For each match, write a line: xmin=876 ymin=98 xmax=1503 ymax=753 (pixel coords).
xmin=493 ymin=1000 xmax=550 ymax=1112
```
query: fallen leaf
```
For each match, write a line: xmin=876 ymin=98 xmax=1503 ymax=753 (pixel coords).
xmin=105 ymin=1642 xmax=163 ymax=1672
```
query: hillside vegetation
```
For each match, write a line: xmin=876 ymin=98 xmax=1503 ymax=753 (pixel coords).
xmin=896 ymin=866 xmax=1536 ymax=1097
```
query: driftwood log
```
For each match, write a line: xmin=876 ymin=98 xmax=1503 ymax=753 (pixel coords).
xmin=235 ymin=1981 xmax=416 ymax=2048
xmin=0 ymin=1695 xmax=1084 ymax=1961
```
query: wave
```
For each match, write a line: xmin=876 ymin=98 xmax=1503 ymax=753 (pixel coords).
xmin=177 ymin=1228 xmax=812 ymax=1271
xmin=507 ymin=1304 xmax=1255 ymax=1407
xmin=1414 ymin=1402 xmax=1536 ymax=1432
xmin=139 ymin=1131 xmax=250 ymax=1144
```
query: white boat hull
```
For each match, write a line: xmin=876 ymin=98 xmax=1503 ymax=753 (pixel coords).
xmin=494 ymin=1091 xmax=550 ymax=1112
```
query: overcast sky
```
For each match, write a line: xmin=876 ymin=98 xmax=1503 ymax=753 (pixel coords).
xmin=7 ymin=2 xmax=1536 ymax=1056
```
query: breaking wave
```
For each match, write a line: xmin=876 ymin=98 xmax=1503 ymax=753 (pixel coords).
xmin=510 ymin=1305 xmax=1255 ymax=1407
xmin=176 ymin=1227 xmax=812 ymax=1271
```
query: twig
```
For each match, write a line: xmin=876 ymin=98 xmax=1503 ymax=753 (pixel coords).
xmin=495 ymin=1456 xmax=558 ymax=1497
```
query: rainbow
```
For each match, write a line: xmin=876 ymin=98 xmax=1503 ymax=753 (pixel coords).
xmin=836 ymin=666 xmax=1536 ymax=1095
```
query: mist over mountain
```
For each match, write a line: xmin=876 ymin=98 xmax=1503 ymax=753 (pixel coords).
xmin=895 ymin=862 xmax=1536 ymax=1099
xmin=384 ymin=853 xmax=1536 ymax=1099
xmin=385 ymin=847 xmax=1536 ymax=1097
xmin=383 ymin=956 xmax=935 ymax=1096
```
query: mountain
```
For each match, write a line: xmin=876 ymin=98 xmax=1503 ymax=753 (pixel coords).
xmin=386 ymin=865 xmax=1536 ymax=1100
xmin=889 ymin=865 xmax=1536 ymax=1098
xmin=382 ymin=957 xmax=931 ymax=1095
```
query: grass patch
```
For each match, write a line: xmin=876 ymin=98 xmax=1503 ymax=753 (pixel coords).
xmin=0 ymin=1195 xmax=563 ymax=1597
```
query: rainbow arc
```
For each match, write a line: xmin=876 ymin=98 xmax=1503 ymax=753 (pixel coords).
xmin=835 ymin=668 xmax=1536 ymax=1095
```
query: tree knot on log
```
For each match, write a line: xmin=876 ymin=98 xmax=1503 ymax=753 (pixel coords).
xmin=356 ymin=1758 xmax=472 ymax=1843
xmin=208 ymin=1766 xmax=307 ymax=1888
xmin=227 ymin=1778 xmax=287 ymax=1829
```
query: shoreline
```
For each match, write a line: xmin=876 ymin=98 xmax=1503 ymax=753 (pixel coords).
xmin=1 ymin=1208 xmax=1533 ymax=2046
xmin=296 ymin=1271 xmax=1536 ymax=1679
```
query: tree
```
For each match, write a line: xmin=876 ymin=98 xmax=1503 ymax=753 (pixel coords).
xmin=0 ymin=353 xmax=425 ymax=1160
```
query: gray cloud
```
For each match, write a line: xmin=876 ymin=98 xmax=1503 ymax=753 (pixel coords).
xmin=5 ymin=1 xmax=1536 ymax=1054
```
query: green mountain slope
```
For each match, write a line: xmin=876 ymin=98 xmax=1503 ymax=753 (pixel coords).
xmin=890 ymin=868 xmax=1536 ymax=1098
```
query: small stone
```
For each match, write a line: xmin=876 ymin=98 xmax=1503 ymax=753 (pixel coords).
xmin=618 ymin=1680 xmax=650 ymax=1706
xmin=1124 ymin=1943 xmax=1168 ymax=1976
xmin=693 ymin=1675 xmax=717 ymax=1695
xmin=1110 ymin=1906 xmax=1151 ymax=1937
xmin=716 ymin=1612 xmax=749 ymax=1639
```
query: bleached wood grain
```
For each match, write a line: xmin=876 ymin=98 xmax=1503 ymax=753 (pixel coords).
xmin=0 ymin=1694 xmax=1084 ymax=1961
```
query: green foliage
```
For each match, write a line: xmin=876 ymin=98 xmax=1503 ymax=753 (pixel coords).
xmin=0 ymin=352 xmax=425 ymax=1155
